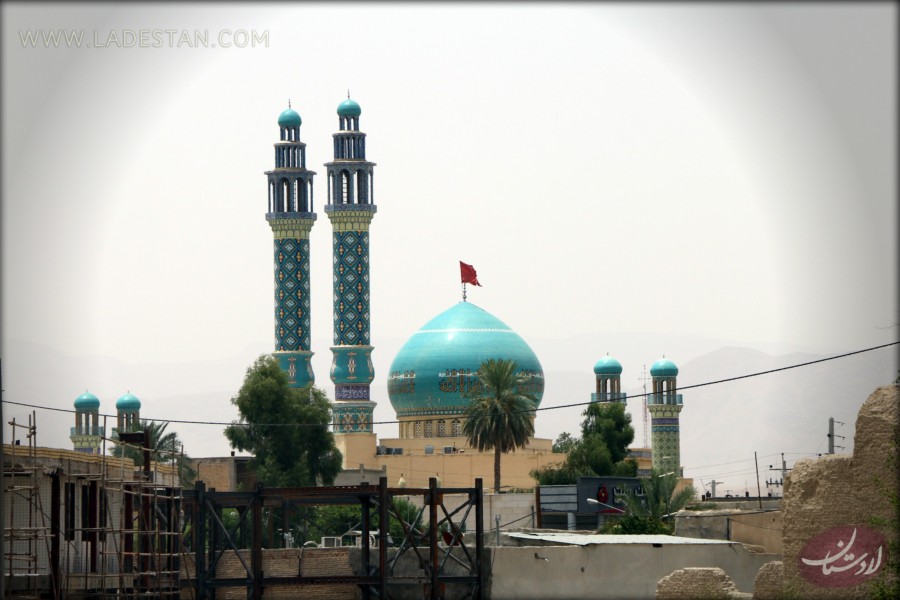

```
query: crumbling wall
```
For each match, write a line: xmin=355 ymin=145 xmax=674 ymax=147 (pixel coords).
xmin=655 ymin=567 xmax=748 ymax=599
xmin=752 ymin=561 xmax=782 ymax=600
xmin=781 ymin=384 xmax=899 ymax=599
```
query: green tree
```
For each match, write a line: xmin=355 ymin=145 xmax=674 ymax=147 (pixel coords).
xmin=579 ymin=402 xmax=634 ymax=464
xmin=531 ymin=402 xmax=636 ymax=485
xmin=463 ymin=358 xmax=537 ymax=493
xmin=224 ymin=354 xmax=343 ymax=487
xmin=552 ymin=431 xmax=578 ymax=454
xmin=110 ymin=420 xmax=196 ymax=486
xmin=614 ymin=469 xmax=696 ymax=533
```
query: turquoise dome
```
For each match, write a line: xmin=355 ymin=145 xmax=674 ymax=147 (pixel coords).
xmin=278 ymin=107 xmax=301 ymax=127
xmin=387 ymin=302 xmax=544 ymax=418
xmin=116 ymin=392 xmax=141 ymax=411
xmin=650 ymin=358 xmax=679 ymax=377
xmin=74 ymin=391 xmax=100 ymax=410
xmin=337 ymin=98 xmax=361 ymax=117
xmin=593 ymin=355 xmax=623 ymax=375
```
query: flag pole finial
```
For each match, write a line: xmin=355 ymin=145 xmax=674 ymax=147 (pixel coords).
xmin=462 ymin=282 xmax=467 ymax=302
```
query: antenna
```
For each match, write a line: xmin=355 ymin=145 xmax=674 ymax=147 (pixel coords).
xmin=638 ymin=364 xmax=651 ymax=447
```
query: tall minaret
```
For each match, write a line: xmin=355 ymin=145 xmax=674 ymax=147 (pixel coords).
xmin=325 ymin=94 xmax=377 ymax=439
xmin=265 ymin=103 xmax=317 ymax=388
xmin=647 ymin=357 xmax=683 ymax=476
xmin=71 ymin=391 xmax=102 ymax=454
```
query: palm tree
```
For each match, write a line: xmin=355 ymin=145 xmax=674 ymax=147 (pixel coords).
xmin=618 ymin=469 xmax=696 ymax=529
xmin=463 ymin=358 xmax=537 ymax=493
xmin=110 ymin=420 xmax=196 ymax=485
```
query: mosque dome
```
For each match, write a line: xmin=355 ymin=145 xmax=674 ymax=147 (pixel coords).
xmin=650 ymin=358 xmax=679 ymax=377
xmin=278 ymin=107 xmax=302 ymax=127
xmin=388 ymin=302 xmax=544 ymax=418
xmin=593 ymin=355 xmax=623 ymax=375
xmin=337 ymin=97 xmax=362 ymax=117
xmin=116 ymin=392 xmax=141 ymax=411
xmin=74 ymin=391 xmax=100 ymax=410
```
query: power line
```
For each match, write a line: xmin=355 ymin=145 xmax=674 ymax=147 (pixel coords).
xmin=2 ymin=340 xmax=897 ymax=430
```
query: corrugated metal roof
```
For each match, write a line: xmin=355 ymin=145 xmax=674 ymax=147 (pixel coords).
xmin=508 ymin=532 xmax=737 ymax=546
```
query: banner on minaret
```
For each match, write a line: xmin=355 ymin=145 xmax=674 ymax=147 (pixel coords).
xmin=460 ymin=261 xmax=481 ymax=286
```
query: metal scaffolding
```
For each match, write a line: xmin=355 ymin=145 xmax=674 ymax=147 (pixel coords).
xmin=2 ymin=419 xmax=184 ymax=599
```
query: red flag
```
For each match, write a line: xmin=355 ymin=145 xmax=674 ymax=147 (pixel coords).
xmin=460 ymin=261 xmax=481 ymax=286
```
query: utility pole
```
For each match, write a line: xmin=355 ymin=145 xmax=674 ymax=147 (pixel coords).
xmin=710 ymin=480 xmax=724 ymax=499
xmin=827 ymin=417 xmax=845 ymax=454
xmin=768 ymin=453 xmax=792 ymax=494
xmin=638 ymin=364 xmax=650 ymax=448
xmin=754 ymin=452 xmax=762 ymax=508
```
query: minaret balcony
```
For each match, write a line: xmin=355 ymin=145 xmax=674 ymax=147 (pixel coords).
xmin=70 ymin=426 xmax=105 ymax=436
xmin=647 ymin=393 xmax=683 ymax=406
xmin=590 ymin=392 xmax=628 ymax=403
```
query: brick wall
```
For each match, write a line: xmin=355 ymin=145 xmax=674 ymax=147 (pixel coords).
xmin=181 ymin=547 xmax=357 ymax=599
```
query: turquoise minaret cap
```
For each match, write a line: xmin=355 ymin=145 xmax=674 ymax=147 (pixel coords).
xmin=116 ymin=392 xmax=141 ymax=410
xmin=74 ymin=391 xmax=100 ymax=410
xmin=650 ymin=357 xmax=679 ymax=377
xmin=593 ymin=355 xmax=623 ymax=375
xmin=388 ymin=302 xmax=544 ymax=417
xmin=278 ymin=105 xmax=302 ymax=127
xmin=337 ymin=97 xmax=362 ymax=117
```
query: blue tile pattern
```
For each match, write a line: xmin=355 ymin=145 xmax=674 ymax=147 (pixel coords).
xmin=274 ymin=238 xmax=311 ymax=351
xmin=332 ymin=230 xmax=370 ymax=346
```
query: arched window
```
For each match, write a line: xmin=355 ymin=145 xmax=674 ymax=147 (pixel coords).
xmin=279 ymin=179 xmax=290 ymax=212
xmin=452 ymin=419 xmax=462 ymax=437
xmin=415 ymin=421 xmax=422 ymax=438
xmin=340 ymin=171 xmax=352 ymax=204
xmin=424 ymin=421 xmax=433 ymax=438
xmin=437 ymin=420 xmax=446 ymax=438
xmin=356 ymin=170 xmax=367 ymax=204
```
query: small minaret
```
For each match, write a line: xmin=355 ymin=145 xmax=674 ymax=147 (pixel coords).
xmin=647 ymin=357 xmax=683 ymax=476
xmin=591 ymin=355 xmax=626 ymax=403
xmin=325 ymin=94 xmax=377 ymax=436
xmin=265 ymin=102 xmax=317 ymax=388
xmin=71 ymin=391 xmax=102 ymax=454
xmin=116 ymin=392 xmax=141 ymax=433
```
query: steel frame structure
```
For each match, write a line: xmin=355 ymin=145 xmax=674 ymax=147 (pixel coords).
xmin=181 ymin=476 xmax=484 ymax=600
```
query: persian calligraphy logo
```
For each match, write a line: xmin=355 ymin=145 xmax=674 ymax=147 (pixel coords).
xmin=798 ymin=525 xmax=885 ymax=587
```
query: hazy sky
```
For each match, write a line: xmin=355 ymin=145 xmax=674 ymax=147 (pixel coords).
xmin=2 ymin=3 xmax=897 ymax=488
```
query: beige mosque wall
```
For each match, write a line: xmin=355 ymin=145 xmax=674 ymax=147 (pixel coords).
xmin=337 ymin=433 xmax=656 ymax=490
xmin=337 ymin=432 xmax=566 ymax=489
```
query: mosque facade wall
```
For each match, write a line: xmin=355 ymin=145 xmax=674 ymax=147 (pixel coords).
xmin=367 ymin=449 xmax=566 ymax=490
